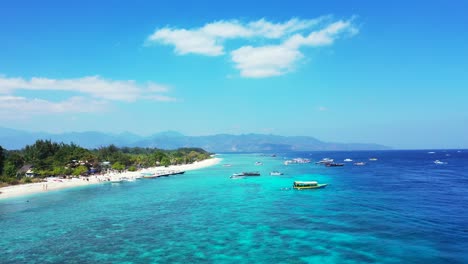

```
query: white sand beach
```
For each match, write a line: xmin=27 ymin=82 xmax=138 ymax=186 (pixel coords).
xmin=0 ymin=157 xmax=221 ymax=200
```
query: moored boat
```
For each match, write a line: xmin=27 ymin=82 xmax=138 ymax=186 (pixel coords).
xmin=110 ymin=177 xmax=124 ymax=183
xmin=434 ymin=160 xmax=447 ymax=165
xmin=141 ymin=172 xmax=158 ymax=178
xmin=369 ymin=158 xmax=378 ymax=161
xmin=230 ymin=172 xmax=260 ymax=178
xmin=354 ymin=162 xmax=366 ymax=166
xmin=285 ymin=158 xmax=311 ymax=165
xmin=230 ymin=173 xmax=245 ymax=179
xmin=270 ymin=171 xmax=283 ymax=176
xmin=325 ymin=163 xmax=344 ymax=167
xmin=122 ymin=177 xmax=136 ymax=182
xmin=344 ymin=158 xmax=353 ymax=162
xmin=293 ymin=181 xmax=327 ymax=190
xmin=141 ymin=170 xmax=185 ymax=178
xmin=242 ymin=171 xmax=260 ymax=176
xmin=316 ymin=158 xmax=334 ymax=165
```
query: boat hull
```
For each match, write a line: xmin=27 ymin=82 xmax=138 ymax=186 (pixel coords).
xmin=293 ymin=184 xmax=328 ymax=190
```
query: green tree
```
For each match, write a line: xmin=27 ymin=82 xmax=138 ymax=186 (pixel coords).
xmin=6 ymin=152 xmax=24 ymax=169
xmin=72 ymin=165 xmax=88 ymax=176
xmin=23 ymin=140 xmax=60 ymax=171
xmin=128 ymin=165 xmax=137 ymax=172
xmin=160 ymin=157 xmax=171 ymax=167
xmin=3 ymin=162 xmax=17 ymax=178
xmin=111 ymin=162 xmax=125 ymax=171
xmin=52 ymin=166 xmax=66 ymax=176
xmin=0 ymin=146 xmax=4 ymax=175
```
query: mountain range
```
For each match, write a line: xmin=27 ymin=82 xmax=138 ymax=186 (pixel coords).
xmin=0 ymin=127 xmax=391 ymax=152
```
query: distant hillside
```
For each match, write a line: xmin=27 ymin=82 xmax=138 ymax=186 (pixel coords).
xmin=0 ymin=127 xmax=391 ymax=151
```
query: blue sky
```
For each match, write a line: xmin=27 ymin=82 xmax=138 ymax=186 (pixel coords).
xmin=0 ymin=0 xmax=467 ymax=149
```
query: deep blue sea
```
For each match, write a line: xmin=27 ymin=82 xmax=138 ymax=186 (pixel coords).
xmin=1 ymin=150 xmax=468 ymax=263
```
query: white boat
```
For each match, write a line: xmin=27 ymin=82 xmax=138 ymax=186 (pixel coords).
xmin=230 ymin=173 xmax=245 ymax=179
xmin=110 ymin=177 xmax=123 ymax=183
xmin=354 ymin=162 xmax=366 ymax=166
xmin=122 ymin=177 xmax=136 ymax=182
xmin=316 ymin=158 xmax=334 ymax=164
xmin=285 ymin=158 xmax=311 ymax=165
xmin=344 ymin=158 xmax=353 ymax=162
xmin=270 ymin=171 xmax=283 ymax=176
xmin=428 ymin=152 xmax=436 ymax=154
xmin=369 ymin=158 xmax=378 ymax=161
xmin=255 ymin=162 xmax=263 ymax=166
xmin=223 ymin=164 xmax=232 ymax=167
xmin=434 ymin=160 xmax=447 ymax=165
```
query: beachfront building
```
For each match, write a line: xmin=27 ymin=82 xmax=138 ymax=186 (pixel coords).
xmin=18 ymin=164 xmax=36 ymax=178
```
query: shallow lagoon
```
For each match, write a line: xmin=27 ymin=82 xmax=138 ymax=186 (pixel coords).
xmin=1 ymin=151 xmax=467 ymax=263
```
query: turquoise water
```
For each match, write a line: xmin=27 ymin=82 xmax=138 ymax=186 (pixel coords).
xmin=1 ymin=151 xmax=467 ymax=263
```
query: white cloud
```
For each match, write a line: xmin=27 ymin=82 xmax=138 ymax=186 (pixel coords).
xmin=147 ymin=17 xmax=326 ymax=56
xmin=232 ymin=18 xmax=358 ymax=78
xmin=284 ymin=19 xmax=358 ymax=48
xmin=231 ymin=45 xmax=303 ymax=78
xmin=149 ymin=28 xmax=224 ymax=56
xmin=201 ymin=21 xmax=253 ymax=39
xmin=247 ymin=18 xmax=324 ymax=38
xmin=147 ymin=16 xmax=358 ymax=78
xmin=0 ymin=95 xmax=107 ymax=117
xmin=0 ymin=75 xmax=177 ymax=119
xmin=0 ymin=75 xmax=174 ymax=102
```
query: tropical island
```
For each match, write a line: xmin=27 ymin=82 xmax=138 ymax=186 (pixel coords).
xmin=0 ymin=139 xmax=215 ymax=188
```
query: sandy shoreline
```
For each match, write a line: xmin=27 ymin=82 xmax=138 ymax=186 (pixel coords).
xmin=0 ymin=157 xmax=221 ymax=200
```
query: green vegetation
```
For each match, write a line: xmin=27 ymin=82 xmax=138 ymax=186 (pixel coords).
xmin=0 ymin=140 xmax=211 ymax=186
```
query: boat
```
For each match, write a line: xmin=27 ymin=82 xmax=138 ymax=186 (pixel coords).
xmin=354 ymin=162 xmax=366 ymax=166
xmin=242 ymin=172 xmax=260 ymax=176
xmin=222 ymin=164 xmax=232 ymax=167
xmin=255 ymin=162 xmax=263 ymax=166
xmin=230 ymin=172 xmax=260 ymax=178
xmin=293 ymin=181 xmax=327 ymax=190
xmin=369 ymin=158 xmax=378 ymax=161
xmin=141 ymin=172 xmax=158 ymax=178
xmin=285 ymin=158 xmax=311 ymax=165
xmin=229 ymin=174 xmax=245 ymax=179
xmin=434 ymin=160 xmax=447 ymax=165
xmin=316 ymin=158 xmax=334 ymax=164
xmin=110 ymin=177 xmax=123 ymax=183
xmin=344 ymin=158 xmax=353 ymax=162
xmin=122 ymin=177 xmax=136 ymax=182
xmin=270 ymin=171 xmax=283 ymax=176
xmin=325 ymin=163 xmax=344 ymax=167
xmin=141 ymin=170 xmax=185 ymax=178
xmin=428 ymin=151 xmax=436 ymax=154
